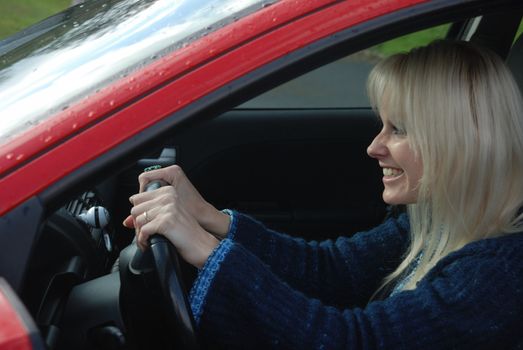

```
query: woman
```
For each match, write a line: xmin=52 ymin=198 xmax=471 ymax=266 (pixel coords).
xmin=124 ymin=40 xmax=523 ymax=349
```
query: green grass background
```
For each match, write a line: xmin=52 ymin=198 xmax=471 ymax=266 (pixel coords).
xmin=0 ymin=1 xmax=522 ymax=56
xmin=0 ymin=0 xmax=70 ymax=39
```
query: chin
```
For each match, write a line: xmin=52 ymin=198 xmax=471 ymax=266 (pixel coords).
xmin=382 ymin=193 xmax=417 ymax=205
xmin=383 ymin=198 xmax=403 ymax=205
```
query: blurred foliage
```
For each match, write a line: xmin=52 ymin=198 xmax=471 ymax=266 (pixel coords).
xmin=516 ymin=21 xmax=523 ymax=40
xmin=372 ymin=20 xmax=523 ymax=57
xmin=372 ymin=23 xmax=451 ymax=57
xmin=0 ymin=0 xmax=70 ymax=40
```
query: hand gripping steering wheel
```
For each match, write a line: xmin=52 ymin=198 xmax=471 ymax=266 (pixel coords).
xmin=131 ymin=179 xmax=199 ymax=349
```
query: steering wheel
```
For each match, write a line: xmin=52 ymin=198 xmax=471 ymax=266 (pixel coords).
xmin=148 ymin=235 xmax=198 ymax=349
xmin=128 ymin=180 xmax=199 ymax=349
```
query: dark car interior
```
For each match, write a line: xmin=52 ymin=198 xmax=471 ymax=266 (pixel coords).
xmin=9 ymin=1 xmax=523 ymax=349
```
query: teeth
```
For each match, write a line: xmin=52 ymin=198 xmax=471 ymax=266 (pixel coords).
xmin=383 ymin=168 xmax=404 ymax=177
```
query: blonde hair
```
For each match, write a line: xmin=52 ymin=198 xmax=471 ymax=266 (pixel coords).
xmin=367 ymin=40 xmax=523 ymax=293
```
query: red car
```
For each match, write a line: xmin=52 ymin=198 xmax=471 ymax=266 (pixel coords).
xmin=0 ymin=0 xmax=522 ymax=349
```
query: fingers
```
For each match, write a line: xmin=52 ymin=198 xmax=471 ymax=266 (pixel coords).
xmin=136 ymin=221 xmax=155 ymax=250
xmin=129 ymin=201 xmax=176 ymax=250
xmin=136 ymin=215 xmax=166 ymax=250
xmin=138 ymin=165 xmax=183 ymax=192
xmin=122 ymin=214 xmax=134 ymax=228
xmin=129 ymin=186 xmax=175 ymax=206
xmin=129 ymin=189 xmax=156 ymax=206
xmin=124 ymin=186 xmax=177 ymax=248
xmin=130 ymin=198 xmax=153 ymax=218
xmin=133 ymin=210 xmax=148 ymax=228
xmin=132 ymin=207 xmax=162 ymax=250
xmin=127 ymin=200 xmax=158 ymax=250
xmin=124 ymin=165 xmax=190 ymax=251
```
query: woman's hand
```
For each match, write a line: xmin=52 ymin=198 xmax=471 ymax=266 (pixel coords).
xmin=124 ymin=165 xmax=230 ymax=239
xmin=128 ymin=185 xmax=219 ymax=268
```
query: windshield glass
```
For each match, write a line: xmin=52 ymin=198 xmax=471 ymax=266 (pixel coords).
xmin=0 ymin=0 xmax=277 ymax=145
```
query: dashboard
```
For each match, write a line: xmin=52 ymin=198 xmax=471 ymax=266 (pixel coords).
xmin=18 ymin=151 xmax=178 ymax=349
xmin=20 ymin=186 xmax=123 ymax=349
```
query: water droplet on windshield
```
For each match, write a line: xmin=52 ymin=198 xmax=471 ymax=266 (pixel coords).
xmin=6 ymin=153 xmax=13 ymax=160
xmin=44 ymin=136 xmax=53 ymax=143
xmin=62 ymin=105 xmax=69 ymax=111
xmin=16 ymin=154 xmax=24 ymax=161
xmin=88 ymin=111 xmax=95 ymax=117
xmin=72 ymin=123 xmax=78 ymax=129
xmin=109 ymin=100 xmax=115 ymax=106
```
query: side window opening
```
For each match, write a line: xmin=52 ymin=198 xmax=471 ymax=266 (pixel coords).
xmin=239 ymin=23 xmax=450 ymax=109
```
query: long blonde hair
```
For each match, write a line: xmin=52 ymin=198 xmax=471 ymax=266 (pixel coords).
xmin=367 ymin=40 xmax=523 ymax=293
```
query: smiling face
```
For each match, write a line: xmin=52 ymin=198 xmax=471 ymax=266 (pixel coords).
xmin=367 ymin=110 xmax=423 ymax=205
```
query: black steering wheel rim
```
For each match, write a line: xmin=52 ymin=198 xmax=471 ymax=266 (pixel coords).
xmin=148 ymin=235 xmax=199 ymax=349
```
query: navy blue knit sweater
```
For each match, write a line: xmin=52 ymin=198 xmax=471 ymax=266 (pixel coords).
xmin=189 ymin=211 xmax=523 ymax=349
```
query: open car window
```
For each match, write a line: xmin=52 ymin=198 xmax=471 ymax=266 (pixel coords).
xmin=239 ymin=23 xmax=450 ymax=109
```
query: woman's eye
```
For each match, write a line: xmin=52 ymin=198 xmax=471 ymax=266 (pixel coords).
xmin=391 ymin=125 xmax=406 ymax=135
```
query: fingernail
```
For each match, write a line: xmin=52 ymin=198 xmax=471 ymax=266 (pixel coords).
xmin=129 ymin=196 xmax=134 ymax=205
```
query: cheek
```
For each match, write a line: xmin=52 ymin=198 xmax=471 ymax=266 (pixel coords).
xmin=405 ymin=153 xmax=423 ymax=190
xmin=395 ymin=142 xmax=422 ymax=183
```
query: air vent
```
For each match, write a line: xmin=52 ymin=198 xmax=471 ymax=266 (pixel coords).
xmin=65 ymin=191 xmax=98 ymax=217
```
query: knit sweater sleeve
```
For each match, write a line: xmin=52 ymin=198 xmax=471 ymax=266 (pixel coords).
xmin=191 ymin=235 xmax=523 ymax=349
xmin=225 ymin=211 xmax=409 ymax=306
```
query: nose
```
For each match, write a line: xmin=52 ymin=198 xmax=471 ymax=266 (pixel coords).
xmin=367 ymin=132 xmax=387 ymax=159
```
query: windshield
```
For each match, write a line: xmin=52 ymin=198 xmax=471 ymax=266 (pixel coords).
xmin=0 ymin=0 xmax=277 ymax=145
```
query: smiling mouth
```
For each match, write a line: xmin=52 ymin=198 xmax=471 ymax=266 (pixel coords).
xmin=383 ymin=167 xmax=404 ymax=177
